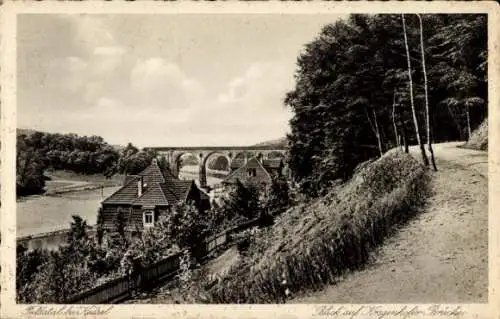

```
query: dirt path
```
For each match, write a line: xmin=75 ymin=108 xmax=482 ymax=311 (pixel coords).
xmin=292 ymin=143 xmax=488 ymax=303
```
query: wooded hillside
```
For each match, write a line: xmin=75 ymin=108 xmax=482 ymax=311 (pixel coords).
xmin=285 ymin=14 xmax=487 ymax=196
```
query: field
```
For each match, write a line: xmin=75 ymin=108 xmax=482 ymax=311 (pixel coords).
xmin=44 ymin=170 xmax=124 ymax=194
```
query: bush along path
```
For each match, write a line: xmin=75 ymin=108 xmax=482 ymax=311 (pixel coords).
xmin=291 ymin=143 xmax=488 ymax=303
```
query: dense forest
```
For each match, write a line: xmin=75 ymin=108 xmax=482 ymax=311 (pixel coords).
xmin=16 ymin=131 xmax=158 ymax=196
xmin=285 ymin=14 xmax=487 ymax=196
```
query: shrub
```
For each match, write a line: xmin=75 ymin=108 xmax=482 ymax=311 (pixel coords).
xmin=464 ymin=118 xmax=487 ymax=151
xmin=205 ymin=151 xmax=430 ymax=303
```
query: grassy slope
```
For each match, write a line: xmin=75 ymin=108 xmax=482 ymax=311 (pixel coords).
xmin=292 ymin=158 xmax=487 ymax=303
xmin=206 ymin=151 xmax=430 ymax=303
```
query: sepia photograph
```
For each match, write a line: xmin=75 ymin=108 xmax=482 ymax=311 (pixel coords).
xmin=1 ymin=2 xmax=498 ymax=318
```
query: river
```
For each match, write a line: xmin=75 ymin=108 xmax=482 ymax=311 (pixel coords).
xmin=16 ymin=166 xmax=226 ymax=238
xmin=16 ymin=186 xmax=121 ymax=237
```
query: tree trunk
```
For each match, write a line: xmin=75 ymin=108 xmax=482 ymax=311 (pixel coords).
xmin=363 ymin=106 xmax=383 ymax=157
xmin=402 ymin=124 xmax=409 ymax=153
xmin=445 ymin=102 xmax=464 ymax=140
xmin=417 ymin=14 xmax=437 ymax=171
xmin=392 ymin=88 xmax=400 ymax=148
xmin=466 ymin=104 xmax=472 ymax=139
xmin=373 ymin=109 xmax=384 ymax=157
xmin=402 ymin=14 xmax=429 ymax=166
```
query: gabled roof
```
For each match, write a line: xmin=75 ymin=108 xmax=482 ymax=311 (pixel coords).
xmin=222 ymin=157 xmax=272 ymax=185
xmin=230 ymin=158 xmax=245 ymax=169
xmin=262 ymin=159 xmax=284 ymax=169
xmin=102 ymin=177 xmax=142 ymax=205
xmin=132 ymin=182 xmax=169 ymax=206
xmin=159 ymin=179 xmax=194 ymax=204
xmin=137 ymin=161 xmax=168 ymax=184
xmin=123 ymin=175 xmax=140 ymax=186
xmin=102 ymin=161 xmax=203 ymax=206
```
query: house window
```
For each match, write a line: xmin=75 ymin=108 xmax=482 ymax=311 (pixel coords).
xmin=247 ymin=168 xmax=257 ymax=177
xmin=143 ymin=211 xmax=154 ymax=227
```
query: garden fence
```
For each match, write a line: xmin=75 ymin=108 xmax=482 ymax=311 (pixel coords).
xmin=65 ymin=217 xmax=261 ymax=304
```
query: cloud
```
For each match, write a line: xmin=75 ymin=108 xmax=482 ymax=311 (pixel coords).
xmin=198 ymin=61 xmax=294 ymax=129
xmin=129 ymin=57 xmax=205 ymax=111
xmin=67 ymin=15 xmax=116 ymax=54
xmin=90 ymin=45 xmax=126 ymax=76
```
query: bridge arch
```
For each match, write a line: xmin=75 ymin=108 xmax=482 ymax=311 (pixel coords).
xmin=199 ymin=151 xmax=232 ymax=187
xmin=202 ymin=151 xmax=231 ymax=171
xmin=172 ymin=152 xmax=201 ymax=178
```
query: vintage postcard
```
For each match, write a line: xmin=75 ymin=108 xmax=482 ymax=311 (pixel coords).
xmin=1 ymin=1 xmax=499 ymax=318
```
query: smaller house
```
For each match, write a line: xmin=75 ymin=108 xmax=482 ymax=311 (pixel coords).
xmin=221 ymin=157 xmax=274 ymax=191
xmin=261 ymin=158 xmax=285 ymax=177
xmin=100 ymin=159 xmax=210 ymax=233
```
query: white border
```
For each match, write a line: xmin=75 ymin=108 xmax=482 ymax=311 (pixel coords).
xmin=1 ymin=1 xmax=499 ymax=318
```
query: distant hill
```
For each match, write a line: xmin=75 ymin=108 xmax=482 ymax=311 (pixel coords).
xmin=252 ymin=137 xmax=288 ymax=148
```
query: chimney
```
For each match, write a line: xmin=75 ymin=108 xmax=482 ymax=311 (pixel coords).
xmin=257 ymin=153 xmax=263 ymax=164
xmin=137 ymin=177 xmax=143 ymax=197
xmin=152 ymin=158 xmax=158 ymax=165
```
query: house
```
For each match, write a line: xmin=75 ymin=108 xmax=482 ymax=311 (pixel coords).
xmin=100 ymin=159 xmax=210 ymax=232
xmin=230 ymin=157 xmax=285 ymax=177
xmin=221 ymin=157 xmax=275 ymax=191
xmin=261 ymin=158 xmax=285 ymax=177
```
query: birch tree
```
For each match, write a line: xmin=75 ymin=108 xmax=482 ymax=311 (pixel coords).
xmin=417 ymin=14 xmax=437 ymax=171
xmin=402 ymin=14 xmax=429 ymax=166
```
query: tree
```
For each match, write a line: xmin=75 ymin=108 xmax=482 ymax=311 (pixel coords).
xmin=67 ymin=215 xmax=87 ymax=245
xmin=16 ymin=135 xmax=46 ymax=196
xmin=402 ymin=14 xmax=429 ymax=166
xmin=417 ymin=14 xmax=437 ymax=171
xmin=96 ymin=207 xmax=105 ymax=245
xmin=285 ymin=14 xmax=486 ymax=197
xmin=263 ymin=175 xmax=291 ymax=216
xmin=113 ymin=209 xmax=126 ymax=242
xmin=226 ymin=180 xmax=261 ymax=220
xmin=147 ymin=201 xmax=210 ymax=250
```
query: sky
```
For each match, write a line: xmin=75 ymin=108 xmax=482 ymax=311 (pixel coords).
xmin=17 ymin=14 xmax=345 ymax=148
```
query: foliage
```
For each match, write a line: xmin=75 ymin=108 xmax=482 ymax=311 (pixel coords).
xmin=18 ymin=131 xmax=119 ymax=175
xmin=221 ymin=180 xmax=262 ymax=220
xmin=285 ymin=14 xmax=487 ymax=197
xmin=154 ymin=201 xmax=210 ymax=249
xmin=96 ymin=207 xmax=104 ymax=245
xmin=67 ymin=215 xmax=87 ymax=244
xmin=206 ymin=151 xmax=431 ymax=303
xmin=115 ymin=142 xmax=157 ymax=175
xmin=16 ymin=135 xmax=46 ymax=196
xmin=113 ymin=209 xmax=127 ymax=242
xmin=262 ymin=175 xmax=291 ymax=216
xmin=16 ymin=215 xmax=120 ymax=303
xmin=178 ymin=250 xmax=194 ymax=292
xmin=15 ymin=131 xmax=159 ymax=197
xmin=464 ymin=118 xmax=488 ymax=151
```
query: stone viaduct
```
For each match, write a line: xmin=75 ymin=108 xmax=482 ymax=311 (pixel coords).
xmin=145 ymin=146 xmax=287 ymax=188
